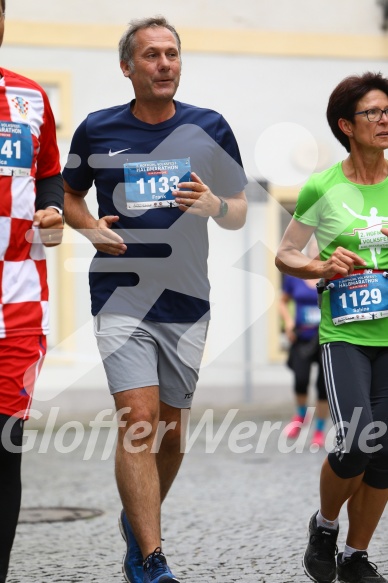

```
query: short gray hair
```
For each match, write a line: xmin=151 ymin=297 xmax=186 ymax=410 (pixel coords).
xmin=119 ymin=16 xmax=181 ymax=71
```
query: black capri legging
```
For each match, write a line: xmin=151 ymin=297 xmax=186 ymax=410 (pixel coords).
xmin=321 ymin=342 xmax=388 ymax=489
xmin=287 ymin=335 xmax=327 ymax=401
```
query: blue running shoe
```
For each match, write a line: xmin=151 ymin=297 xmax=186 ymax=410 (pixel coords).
xmin=143 ymin=547 xmax=180 ymax=583
xmin=119 ymin=509 xmax=144 ymax=583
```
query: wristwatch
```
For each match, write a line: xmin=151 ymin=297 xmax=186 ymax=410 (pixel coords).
xmin=214 ymin=196 xmax=228 ymax=219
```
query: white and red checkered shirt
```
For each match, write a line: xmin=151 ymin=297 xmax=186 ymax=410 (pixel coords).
xmin=0 ymin=68 xmax=61 ymax=338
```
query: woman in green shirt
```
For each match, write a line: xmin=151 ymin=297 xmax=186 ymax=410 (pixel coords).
xmin=276 ymin=72 xmax=388 ymax=583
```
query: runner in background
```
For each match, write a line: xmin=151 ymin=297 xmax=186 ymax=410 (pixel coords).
xmin=279 ymin=237 xmax=329 ymax=448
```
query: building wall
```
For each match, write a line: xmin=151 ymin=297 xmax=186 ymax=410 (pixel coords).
xmin=5 ymin=0 xmax=386 ymax=34
xmin=3 ymin=1 xmax=388 ymax=408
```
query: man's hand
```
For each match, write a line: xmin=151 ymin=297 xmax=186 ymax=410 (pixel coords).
xmin=86 ymin=215 xmax=127 ymax=256
xmin=172 ymin=172 xmax=221 ymax=217
xmin=63 ymin=187 xmax=126 ymax=255
xmin=33 ymin=208 xmax=64 ymax=247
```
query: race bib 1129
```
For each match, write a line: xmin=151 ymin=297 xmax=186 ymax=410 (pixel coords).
xmin=329 ymin=272 xmax=388 ymax=325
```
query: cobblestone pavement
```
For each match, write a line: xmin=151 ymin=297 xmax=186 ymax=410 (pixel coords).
xmin=7 ymin=413 xmax=388 ymax=583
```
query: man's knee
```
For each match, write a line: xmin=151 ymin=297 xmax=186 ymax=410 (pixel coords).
xmin=115 ymin=388 xmax=160 ymax=425
xmin=115 ymin=395 xmax=161 ymax=453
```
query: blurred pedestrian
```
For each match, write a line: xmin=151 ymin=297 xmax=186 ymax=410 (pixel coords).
xmin=279 ymin=238 xmax=329 ymax=448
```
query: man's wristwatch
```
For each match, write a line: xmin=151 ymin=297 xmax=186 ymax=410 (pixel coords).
xmin=214 ymin=196 xmax=228 ymax=219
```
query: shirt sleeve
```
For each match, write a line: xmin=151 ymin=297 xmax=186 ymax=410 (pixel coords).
xmin=35 ymin=88 xmax=61 ymax=180
xmin=293 ymin=174 xmax=321 ymax=227
xmin=211 ymin=114 xmax=248 ymax=197
xmin=62 ymin=117 xmax=94 ymax=191
xmin=282 ymin=274 xmax=295 ymax=296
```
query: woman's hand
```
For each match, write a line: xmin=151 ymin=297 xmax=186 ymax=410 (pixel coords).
xmin=319 ymin=246 xmax=366 ymax=279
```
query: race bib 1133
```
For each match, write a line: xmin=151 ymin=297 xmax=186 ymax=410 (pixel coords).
xmin=123 ymin=158 xmax=191 ymax=210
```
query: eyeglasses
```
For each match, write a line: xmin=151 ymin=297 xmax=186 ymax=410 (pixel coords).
xmin=354 ymin=107 xmax=388 ymax=122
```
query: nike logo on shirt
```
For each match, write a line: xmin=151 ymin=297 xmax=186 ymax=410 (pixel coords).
xmin=108 ymin=147 xmax=131 ymax=156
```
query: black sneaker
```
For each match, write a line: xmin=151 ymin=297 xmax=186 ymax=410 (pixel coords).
xmin=337 ymin=551 xmax=388 ymax=582
xmin=302 ymin=511 xmax=338 ymax=583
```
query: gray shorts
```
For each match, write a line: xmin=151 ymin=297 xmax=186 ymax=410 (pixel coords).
xmin=94 ymin=314 xmax=208 ymax=409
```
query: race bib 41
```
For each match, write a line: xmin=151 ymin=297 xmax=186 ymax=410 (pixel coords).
xmin=0 ymin=121 xmax=33 ymax=177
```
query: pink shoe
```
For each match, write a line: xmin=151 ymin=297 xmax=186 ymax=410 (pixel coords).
xmin=311 ymin=429 xmax=325 ymax=448
xmin=284 ymin=414 xmax=305 ymax=439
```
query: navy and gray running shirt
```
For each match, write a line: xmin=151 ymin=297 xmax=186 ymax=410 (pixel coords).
xmin=63 ymin=100 xmax=247 ymax=322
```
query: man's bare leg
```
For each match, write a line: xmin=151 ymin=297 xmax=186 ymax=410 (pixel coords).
xmin=114 ymin=386 xmax=162 ymax=558
xmin=115 ymin=390 xmax=190 ymax=559
xmin=156 ymin=402 xmax=190 ymax=501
